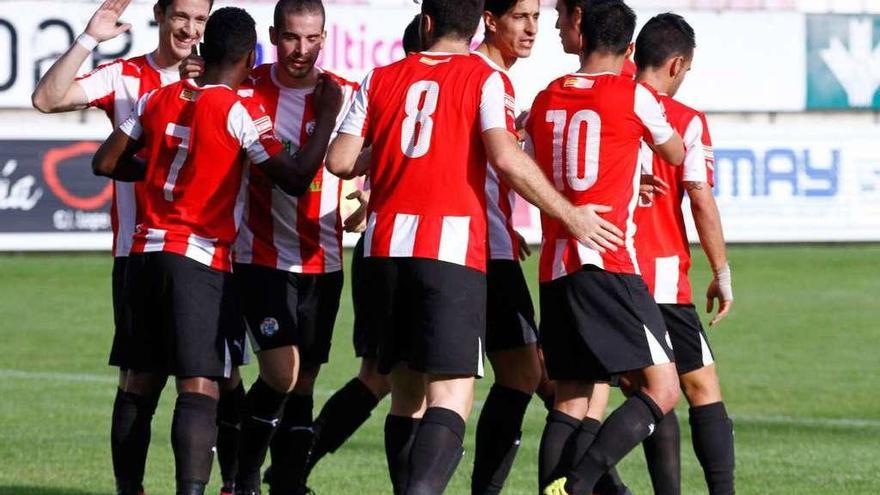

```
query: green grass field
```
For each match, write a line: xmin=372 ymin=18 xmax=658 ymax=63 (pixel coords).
xmin=1 ymin=245 xmax=878 ymax=494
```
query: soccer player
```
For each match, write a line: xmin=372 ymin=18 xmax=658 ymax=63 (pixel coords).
xmin=470 ymin=2 xmax=544 ymax=493
xmin=555 ymin=0 xmax=636 ymax=78
xmin=90 ymin=7 xmax=342 ymax=495
xmin=327 ymin=0 xmax=622 ymax=492
xmin=632 ymin=13 xmax=735 ymax=495
xmin=31 ymin=1 xmax=217 ymax=494
xmin=525 ymin=3 xmax=687 ymax=494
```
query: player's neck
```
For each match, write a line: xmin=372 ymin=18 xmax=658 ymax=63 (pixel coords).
xmin=195 ymin=66 xmax=240 ymax=90
xmin=425 ymin=37 xmax=471 ymax=55
xmin=151 ymin=47 xmax=182 ymax=71
xmin=477 ymin=40 xmax=516 ymax=71
xmin=275 ymin=64 xmax=321 ymax=89
xmin=578 ymin=53 xmax=625 ymax=75
xmin=636 ymin=70 xmax=672 ymax=95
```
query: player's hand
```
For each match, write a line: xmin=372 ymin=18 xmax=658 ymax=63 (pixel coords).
xmin=706 ymin=264 xmax=733 ymax=327
xmin=639 ymin=174 xmax=669 ymax=205
xmin=84 ymin=0 xmax=133 ymax=42
xmin=179 ymin=48 xmax=205 ymax=80
xmin=314 ymin=74 xmax=344 ymax=121
xmin=343 ymin=189 xmax=370 ymax=233
xmin=567 ymin=204 xmax=624 ymax=253
xmin=515 ymin=230 xmax=532 ymax=260
xmin=515 ymin=110 xmax=530 ymax=142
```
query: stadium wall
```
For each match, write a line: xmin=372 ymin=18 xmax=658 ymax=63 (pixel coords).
xmin=1 ymin=2 xmax=878 ymax=250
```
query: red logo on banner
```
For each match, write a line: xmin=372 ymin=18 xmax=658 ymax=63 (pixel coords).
xmin=43 ymin=142 xmax=112 ymax=211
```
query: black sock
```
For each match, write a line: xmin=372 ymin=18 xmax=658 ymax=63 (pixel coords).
xmin=268 ymin=393 xmax=315 ymax=492
xmin=643 ymin=411 xmax=681 ymax=495
xmin=471 ymin=385 xmax=532 ymax=495
xmin=538 ymin=410 xmax=580 ymax=489
xmin=235 ymin=378 xmax=288 ymax=490
xmin=564 ymin=418 xmax=602 ymax=471
xmin=566 ymin=392 xmax=664 ymax=494
xmin=690 ymin=402 xmax=735 ymax=495
xmin=406 ymin=407 xmax=467 ymax=495
xmin=171 ymin=392 xmax=218 ymax=487
xmin=216 ymin=381 xmax=246 ymax=486
xmin=307 ymin=378 xmax=380 ymax=474
xmin=594 ymin=468 xmax=630 ymax=495
xmin=385 ymin=415 xmax=421 ymax=495
xmin=111 ymin=388 xmax=161 ymax=493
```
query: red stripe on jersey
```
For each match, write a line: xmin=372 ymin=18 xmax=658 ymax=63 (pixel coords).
xmin=412 ymin=216 xmax=442 ymax=260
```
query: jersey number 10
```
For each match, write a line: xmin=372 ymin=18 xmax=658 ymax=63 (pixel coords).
xmin=401 ymin=81 xmax=440 ymax=159
xmin=545 ymin=109 xmax=601 ymax=192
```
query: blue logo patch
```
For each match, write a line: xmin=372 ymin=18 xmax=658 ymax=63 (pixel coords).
xmin=260 ymin=317 xmax=280 ymax=338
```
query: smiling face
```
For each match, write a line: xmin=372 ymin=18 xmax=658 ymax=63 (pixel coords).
xmin=155 ymin=0 xmax=211 ymax=62
xmin=270 ymin=10 xmax=326 ymax=81
xmin=487 ymin=0 xmax=540 ymax=60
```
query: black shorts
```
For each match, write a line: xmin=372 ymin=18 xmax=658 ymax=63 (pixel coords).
xmin=486 ymin=260 xmax=538 ymax=352
xmin=659 ymin=304 xmax=715 ymax=375
xmin=108 ymin=256 xmax=129 ymax=368
xmin=539 ymin=266 xmax=674 ymax=382
xmin=122 ymin=252 xmax=243 ymax=378
xmin=363 ymin=257 xmax=487 ymax=376
xmin=235 ymin=263 xmax=343 ymax=367
xmin=351 ymin=236 xmax=376 ymax=358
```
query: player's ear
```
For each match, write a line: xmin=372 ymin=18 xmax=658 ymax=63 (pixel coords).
xmin=483 ymin=11 xmax=497 ymax=35
xmin=669 ymin=56 xmax=683 ymax=79
xmin=153 ymin=3 xmax=164 ymax=25
xmin=625 ymin=42 xmax=635 ymax=60
xmin=572 ymin=6 xmax=583 ymax=30
xmin=246 ymin=49 xmax=256 ymax=69
xmin=269 ymin=25 xmax=278 ymax=46
xmin=420 ymin=13 xmax=434 ymax=48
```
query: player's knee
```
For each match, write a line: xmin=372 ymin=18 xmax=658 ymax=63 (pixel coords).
xmin=680 ymin=366 xmax=722 ymax=406
xmin=293 ymin=365 xmax=321 ymax=394
xmin=358 ymin=362 xmax=391 ymax=398
xmin=490 ymin=347 xmax=542 ymax=394
xmin=260 ymin=370 xmax=298 ymax=394
xmin=642 ymin=369 xmax=681 ymax=414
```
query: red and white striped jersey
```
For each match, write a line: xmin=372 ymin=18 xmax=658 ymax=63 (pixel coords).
xmin=338 ymin=52 xmax=516 ymax=272
xmin=76 ymin=53 xmax=179 ymax=257
xmin=233 ymin=64 xmax=358 ymax=274
xmin=634 ymin=93 xmax=715 ymax=304
xmin=119 ymin=80 xmax=284 ymax=272
xmin=525 ymin=73 xmax=675 ymax=282
xmin=472 ymin=51 xmax=521 ymax=261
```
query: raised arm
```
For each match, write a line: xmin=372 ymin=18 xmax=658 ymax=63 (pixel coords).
xmin=32 ymin=0 xmax=133 ymax=113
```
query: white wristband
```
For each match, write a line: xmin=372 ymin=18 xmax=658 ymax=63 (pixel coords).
xmin=714 ymin=264 xmax=733 ymax=301
xmin=76 ymin=33 xmax=99 ymax=51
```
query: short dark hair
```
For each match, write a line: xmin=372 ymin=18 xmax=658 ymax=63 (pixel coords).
xmin=560 ymin=0 xmax=618 ymax=15
xmin=485 ymin=0 xmax=517 ymax=17
xmin=201 ymin=7 xmax=256 ymax=66
xmin=421 ymin=0 xmax=485 ymax=42
xmin=156 ymin=0 xmax=214 ymax=13
xmin=402 ymin=14 xmax=423 ymax=53
xmin=634 ymin=13 xmax=695 ymax=69
xmin=580 ymin=1 xmax=635 ymax=57
xmin=274 ymin=0 xmax=326 ymax=30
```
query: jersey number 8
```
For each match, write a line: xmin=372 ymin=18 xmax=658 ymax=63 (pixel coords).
xmin=401 ymin=81 xmax=440 ymax=158
xmin=546 ymin=109 xmax=601 ymax=192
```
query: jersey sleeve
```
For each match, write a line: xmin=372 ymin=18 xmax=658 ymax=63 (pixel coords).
xmin=227 ymin=100 xmax=285 ymax=165
xmin=681 ymin=115 xmax=714 ymax=185
xmin=480 ymin=71 xmax=516 ymax=134
xmin=118 ymin=91 xmax=153 ymax=140
xmin=634 ymin=83 xmax=675 ymax=146
xmin=75 ymin=59 xmax=123 ymax=112
xmin=337 ymin=70 xmax=373 ymax=138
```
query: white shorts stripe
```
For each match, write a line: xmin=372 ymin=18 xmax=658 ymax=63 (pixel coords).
xmin=438 ymin=216 xmax=470 ymax=266
xmin=390 ymin=214 xmax=419 ymax=257
xmin=644 ymin=325 xmax=672 ymax=365
xmin=654 ymin=255 xmax=680 ymax=304
xmin=699 ymin=332 xmax=715 ymax=367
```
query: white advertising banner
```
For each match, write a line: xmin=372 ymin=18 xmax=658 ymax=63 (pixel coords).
xmin=0 ymin=2 xmax=806 ymax=111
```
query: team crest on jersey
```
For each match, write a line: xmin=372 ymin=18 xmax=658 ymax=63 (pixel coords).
xmin=563 ymin=77 xmax=593 ymax=89
xmin=237 ymin=89 xmax=254 ymax=98
xmin=305 ymin=120 xmax=316 ymax=136
xmin=419 ymin=56 xmax=451 ymax=66
xmin=254 ymin=116 xmax=274 ymax=135
xmin=260 ymin=317 xmax=280 ymax=338
xmin=179 ymin=88 xmax=198 ymax=101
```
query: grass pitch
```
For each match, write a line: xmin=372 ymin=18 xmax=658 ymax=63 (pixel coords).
xmin=1 ymin=245 xmax=878 ymax=494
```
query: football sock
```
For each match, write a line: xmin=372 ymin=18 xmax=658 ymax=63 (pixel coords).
xmin=690 ymin=402 xmax=735 ymax=495
xmin=176 ymin=480 xmax=207 ymax=495
xmin=643 ymin=410 xmax=681 ymax=495
xmin=406 ymin=407 xmax=467 ymax=495
xmin=171 ymin=392 xmax=218 ymax=486
xmin=385 ymin=415 xmax=421 ymax=495
xmin=594 ymin=468 xmax=631 ymax=495
xmin=471 ymin=384 xmax=533 ymax=494
xmin=216 ymin=381 xmax=246 ymax=485
xmin=111 ymin=388 xmax=161 ymax=492
xmin=566 ymin=418 xmax=602 ymax=469
xmin=268 ymin=392 xmax=315 ymax=492
xmin=565 ymin=392 xmax=664 ymax=494
xmin=307 ymin=378 xmax=380 ymax=474
xmin=537 ymin=410 xmax=580 ymax=489
xmin=235 ymin=378 xmax=287 ymax=490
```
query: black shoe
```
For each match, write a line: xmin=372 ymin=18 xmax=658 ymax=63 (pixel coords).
xmin=177 ymin=481 xmax=207 ymax=495
xmin=115 ymin=480 xmax=144 ymax=495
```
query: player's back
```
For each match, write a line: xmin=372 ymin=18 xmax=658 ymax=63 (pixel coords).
xmin=133 ymin=80 xmax=258 ymax=269
xmin=354 ymin=52 xmax=502 ymax=270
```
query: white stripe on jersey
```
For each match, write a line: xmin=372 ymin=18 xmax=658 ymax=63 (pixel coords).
xmin=438 ymin=216 xmax=471 ymax=266
xmin=142 ymin=228 xmax=167 ymax=252
xmin=552 ymin=239 xmax=570 ymax=280
xmin=185 ymin=233 xmax=218 ymax=267
xmin=319 ymin=168 xmax=342 ymax=270
xmin=624 ymin=157 xmax=642 ymax=275
xmin=485 ymin=166 xmax=514 ymax=260
xmin=653 ymin=255 xmax=681 ymax=304
xmin=272 ymin=188 xmax=303 ymax=271
xmin=575 ymin=241 xmax=604 ymax=269
xmin=390 ymin=214 xmax=419 ymax=257
xmin=363 ymin=212 xmax=377 ymax=256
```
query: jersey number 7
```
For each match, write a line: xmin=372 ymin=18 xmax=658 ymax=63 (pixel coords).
xmin=163 ymin=123 xmax=192 ymax=201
